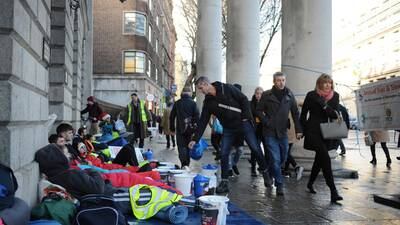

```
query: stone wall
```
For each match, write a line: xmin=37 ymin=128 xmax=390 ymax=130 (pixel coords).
xmin=0 ymin=0 xmax=51 ymax=206
xmin=0 ymin=0 xmax=93 ymax=206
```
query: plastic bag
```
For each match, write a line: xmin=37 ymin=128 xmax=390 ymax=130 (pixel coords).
xmin=190 ymin=138 xmax=208 ymax=160
xmin=114 ymin=119 xmax=126 ymax=133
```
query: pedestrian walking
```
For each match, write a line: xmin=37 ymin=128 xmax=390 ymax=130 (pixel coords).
xmin=209 ymin=115 xmax=223 ymax=161
xmin=256 ymin=72 xmax=303 ymax=196
xmin=162 ymin=102 xmax=176 ymax=149
xmin=229 ymin=84 xmax=245 ymax=176
xmin=123 ymin=93 xmax=150 ymax=148
xmin=249 ymin=86 xmax=267 ymax=177
xmin=170 ymin=87 xmax=199 ymax=168
xmin=338 ymin=104 xmax=350 ymax=156
xmin=188 ymin=77 xmax=272 ymax=194
xmin=282 ymin=113 xmax=304 ymax=181
xmin=300 ymin=73 xmax=343 ymax=203
xmin=367 ymin=130 xmax=392 ymax=167
xmin=81 ymin=96 xmax=103 ymax=135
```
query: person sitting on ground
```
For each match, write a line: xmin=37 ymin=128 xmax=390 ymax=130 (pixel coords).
xmin=57 ymin=123 xmax=86 ymax=163
xmin=35 ymin=144 xmax=111 ymax=199
xmin=73 ymin=127 xmax=87 ymax=151
xmin=98 ymin=113 xmax=115 ymax=143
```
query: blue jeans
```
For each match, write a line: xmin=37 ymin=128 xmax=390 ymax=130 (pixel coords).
xmin=264 ymin=136 xmax=289 ymax=187
xmin=220 ymin=121 xmax=268 ymax=179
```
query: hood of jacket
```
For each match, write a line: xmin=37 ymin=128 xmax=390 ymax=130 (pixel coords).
xmin=35 ymin=144 xmax=70 ymax=178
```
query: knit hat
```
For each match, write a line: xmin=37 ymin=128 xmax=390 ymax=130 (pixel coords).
xmin=102 ymin=114 xmax=111 ymax=121
xmin=87 ymin=96 xmax=95 ymax=102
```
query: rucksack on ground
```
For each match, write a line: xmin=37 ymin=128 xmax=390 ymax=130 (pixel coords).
xmin=74 ymin=194 xmax=127 ymax=225
xmin=0 ymin=163 xmax=18 ymax=211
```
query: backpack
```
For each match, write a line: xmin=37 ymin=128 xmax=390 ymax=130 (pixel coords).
xmin=176 ymin=101 xmax=198 ymax=136
xmin=31 ymin=194 xmax=76 ymax=225
xmin=74 ymin=194 xmax=127 ymax=225
xmin=0 ymin=163 xmax=18 ymax=211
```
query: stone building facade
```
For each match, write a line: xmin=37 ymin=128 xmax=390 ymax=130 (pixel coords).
xmin=93 ymin=0 xmax=176 ymax=112
xmin=0 ymin=0 xmax=93 ymax=205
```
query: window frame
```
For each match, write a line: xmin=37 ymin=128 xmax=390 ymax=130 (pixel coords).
xmin=122 ymin=11 xmax=147 ymax=36
xmin=122 ymin=50 xmax=147 ymax=74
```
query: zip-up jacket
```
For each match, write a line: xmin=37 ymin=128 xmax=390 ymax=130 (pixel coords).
xmin=192 ymin=82 xmax=252 ymax=142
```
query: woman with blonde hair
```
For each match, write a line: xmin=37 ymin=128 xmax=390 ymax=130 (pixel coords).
xmin=300 ymin=73 xmax=343 ymax=202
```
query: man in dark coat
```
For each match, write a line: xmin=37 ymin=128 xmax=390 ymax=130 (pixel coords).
xmin=81 ymin=96 xmax=103 ymax=135
xmin=188 ymin=77 xmax=272 ymax=194
xmin=124 ymin=93 xmax=150 ymax=148
xmin=170 ymin=87 xmax=199 ymax=168
xmin=256 ymin=72 xmax=302 ymax=196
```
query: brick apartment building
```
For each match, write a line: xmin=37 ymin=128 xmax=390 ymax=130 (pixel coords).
xmin=93 ymin=0 xmax=176 ymax=111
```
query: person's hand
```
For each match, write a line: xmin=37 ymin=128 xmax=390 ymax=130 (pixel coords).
xmin=296 ymin=133 xmax=303 ymax=140
xmin=188 ymin=141 xmax=196 ymax=149
xmin=171 ymin=132 xmax=176 ymax=136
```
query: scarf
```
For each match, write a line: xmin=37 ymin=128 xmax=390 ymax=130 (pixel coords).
xmin=317 ymin=89 xmax=334 ymax=102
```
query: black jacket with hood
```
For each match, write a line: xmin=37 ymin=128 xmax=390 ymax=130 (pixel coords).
xmin=192 ymin=82 xmax=253 ymax=142
xmin=35 ymin=144 xmax=108 ymax=199
xmin=169 ymin=93 xmax=199 ymax=135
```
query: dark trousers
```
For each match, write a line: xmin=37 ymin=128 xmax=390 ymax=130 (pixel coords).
xmin=250 ymin=124 xmax=269 ymax=169
xmin=338 ymin=139 xmax=346 ymax=152
xmin=370 ymin=142 xmax=391 ymax=161
xmin=308 ymin=145 xmax=336 ymax=191
xmin=211 ymin=133 xmax=222 ymax=157
xmin=220 ymin=121 xmax=268 ymax=179
xmin=284 ymin=143 xmax=297 ymax=170
xmin=176 ymin=134 xmax=191 ymax=168
xmin=166 ymin=135 xmax=176 ymax=148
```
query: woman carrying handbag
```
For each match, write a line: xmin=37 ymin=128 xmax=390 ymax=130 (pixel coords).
xmin=300 ymin=74 xmax=343 ymax=203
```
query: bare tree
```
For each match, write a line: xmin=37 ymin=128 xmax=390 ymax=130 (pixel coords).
xmin=180 ymin=0 xmax=198 ymax=64
xmin=259 ymin=0 xmax=281 ymax=67
xmin=222 ymin=0 xmax=282 ymax=67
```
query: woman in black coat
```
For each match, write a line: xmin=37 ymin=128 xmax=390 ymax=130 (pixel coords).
xmin=300 ymin=74 xmax=343 ymax=203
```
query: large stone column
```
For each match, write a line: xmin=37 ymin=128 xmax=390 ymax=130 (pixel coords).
xmin=196 ymin=0 xmax=222 ymax=131
xmin=226 ymin=0 xmax=260 ymax=98
xmin=282 ymin=0 xmax=343 ymax=171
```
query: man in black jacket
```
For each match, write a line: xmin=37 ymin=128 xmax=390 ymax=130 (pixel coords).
xmin=256 ymin=72 xmax=302 ymax=196
xmin=170 ymin=87 xmax=200 ymax=168
xmin=81 ymin=96 xmax=103 ymax=135
xmin=188 ymin=77 xmax=272 ymax=193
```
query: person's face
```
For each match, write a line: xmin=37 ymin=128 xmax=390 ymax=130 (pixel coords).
xmin=255 ymin=89 xmax=263 ymax=101
xmin=87 ymin=101 xmax=94 ymax=105
xmin=56 ymin=137 xmax=65 ymax=148
xmin=131 ymin=95 xmax=138 ymax=102
xmin=273 ymin=76 xmax=286 ymax=90
xmin=81 ymin=129 xmax=87 ymax=137
xmin=197 ymin=82 xmax=210 ymax=95
xmin=321 ymin=81 xmax=332 ymax=91
xmin=62 ymin=130 xmax=74 ymax=142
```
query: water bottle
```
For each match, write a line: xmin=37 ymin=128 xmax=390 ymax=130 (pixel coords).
xmin=146 ymin=149 xmax=153 ymax=160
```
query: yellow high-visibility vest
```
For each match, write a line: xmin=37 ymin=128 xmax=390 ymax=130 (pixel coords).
xmin=129 ymin=184 xmax=182 ymax=220
xmin=127 ymin=100 xmax=148 ymax=125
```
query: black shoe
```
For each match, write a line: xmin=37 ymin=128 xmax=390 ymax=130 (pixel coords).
xmin=397 ymin=156 xmax=400 ymax=160
xmin=331 ymin=190 xmax=343 ymax=202
xmin=216 ymin=180 xmax=229 ymax=194
xmin=339 ymin=151 xmax=346 ymax=156
xmin=282 ymin=170 xmax=290 ymax=178
xmin=251 ymin=168 xmax=257 ymax=177
xmin=307 ymin=183 xmax=316 ymax=194
xmin=228 ymin=170 xmax=234 ymax=177
xmin=232 ymin=165 xmax=240 ymax=175
xmin=276 ymin=186 xmax=284 ymax=196
xmin=370 ymin=159 xmax=377 ymax=165
xmin=262 ymin=170 xmax=273 ymax=188
xmin=387 ymin=158 xmax=392 ymax=167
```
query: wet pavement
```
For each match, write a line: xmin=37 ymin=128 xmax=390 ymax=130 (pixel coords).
xmin=145 ymin=130 xmax=400 ymax=224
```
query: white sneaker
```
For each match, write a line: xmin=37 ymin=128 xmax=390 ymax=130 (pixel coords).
xmin=295 ymin=166 xmax=304 ymax=181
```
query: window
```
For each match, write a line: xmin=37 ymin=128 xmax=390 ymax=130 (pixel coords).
xmin=148 ymin=24 xmax=152 ymax=44
xmin=147 ymin=58 xmax=152 ymax=77
xmin=123 ymin=51 xmax=146 ymax=73
xmin=123 ymin=12 xmax=146 ymax=36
